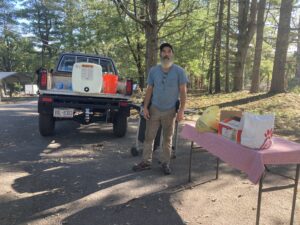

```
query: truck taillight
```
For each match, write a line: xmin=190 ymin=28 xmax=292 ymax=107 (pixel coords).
xmin=41 ymin=97 xmax=53 ymax=102
xmin=126 ymin=79 xmax=133 ymax=95
xmin=40 ymin=70 xmax=47 ymax=89
xmin=119 ymin=101 xmax=128 ymax=107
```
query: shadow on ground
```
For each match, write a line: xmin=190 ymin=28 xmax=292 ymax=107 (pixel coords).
xmin=0 ymin=101 xmax=299 ymax=225
xmin=63 ymin=192 xmax=185 ymax=225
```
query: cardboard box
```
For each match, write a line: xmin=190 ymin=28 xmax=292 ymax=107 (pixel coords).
xmin=220 ymin=110 xmax=243 ymax=121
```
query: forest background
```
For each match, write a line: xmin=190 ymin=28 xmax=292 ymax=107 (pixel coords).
xmin=0 ymin=0 xmax=300 ymax=94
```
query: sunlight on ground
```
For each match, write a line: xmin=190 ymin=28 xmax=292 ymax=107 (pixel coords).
xmin=0 ymin=170 xmax=57 ymax=202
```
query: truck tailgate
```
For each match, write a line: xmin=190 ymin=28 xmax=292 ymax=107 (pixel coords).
xmin=39 ymin=89 xmax=130 ymax=100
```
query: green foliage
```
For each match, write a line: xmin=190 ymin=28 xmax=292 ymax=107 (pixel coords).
xmin=158 ymin=0 xmax=213 ymax=85
xmin=13 ymin=82 xmax=23 ymax=92
xmin=0 ymin=35 xmax=38 ymax=71
xmin=17 ymin=0 xmax=64 ymax=67
xmin=1 ymin=0 xmax=298 ymax=93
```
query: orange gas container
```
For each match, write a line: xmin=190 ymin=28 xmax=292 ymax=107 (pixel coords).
xmin=103 ymin=74 xmax=118 ymax=94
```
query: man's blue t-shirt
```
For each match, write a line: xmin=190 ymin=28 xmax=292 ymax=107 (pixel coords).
xmin=147 ymin=64 xmax=188 ymax=111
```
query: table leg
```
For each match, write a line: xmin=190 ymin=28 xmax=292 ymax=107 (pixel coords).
xmin=256 ymin=173 xmax=264 ymax=225
xmin=188 ymin=141 xmax=193 ymax=182
xmin=290 ymin=164 xmax=300 ymax=225
xmin=216 ymin=158 xmax=219 ymax=180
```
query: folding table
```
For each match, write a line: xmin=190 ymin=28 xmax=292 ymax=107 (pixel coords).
xmin=181 ymin=123 xmax=300 ymax=225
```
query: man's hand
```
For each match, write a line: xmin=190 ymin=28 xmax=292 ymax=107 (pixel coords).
xmin=176 ymin=109 xmax=184 ymax=122
xmin=143 ymin=107 xmax=150 ymax=120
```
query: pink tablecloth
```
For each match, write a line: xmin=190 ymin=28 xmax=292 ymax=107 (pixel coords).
xmin=181 ymin=124 xmax=300 ymax=184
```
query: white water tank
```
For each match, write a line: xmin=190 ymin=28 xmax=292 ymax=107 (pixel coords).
xmin=72 ymin=62 xmax=103 ymax=93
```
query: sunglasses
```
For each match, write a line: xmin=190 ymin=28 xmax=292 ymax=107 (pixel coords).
xmin=162 ymin=74 xmax=168 ymax=89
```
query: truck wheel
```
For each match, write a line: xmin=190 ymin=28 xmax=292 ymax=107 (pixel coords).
xmin=39 ymin=113 xmax=55 ymax=136
xmin=113 ymin=113 xmax=127 ymax=137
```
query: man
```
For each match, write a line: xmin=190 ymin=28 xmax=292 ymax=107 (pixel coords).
xmin=133 ymin=42 xmax=188 ymax=175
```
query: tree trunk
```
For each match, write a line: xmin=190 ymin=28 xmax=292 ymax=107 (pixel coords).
xmin=144 ymin=0 xmax=158 ymax=75
xmin=250 ymin=0 xmax=266 ymax=93
xmin=225 ymin=0 xmax=231 ymax=93
xmin=207 ymin=1 xmax=219 ymax=94
xmin=0 ymin=81 xmax=3 ymax=102
xmin=207 ymin=29 xmax=217 ymax=94
xmin=296 ymin=16 xmax=300 ymax=81
xmin=200 ymin=76 xmax=204 ymax=89
xmin=36 ymin=2 xmax=52 ymax=66
xmin=136 ymin=42 xmax=145 ymax=90
xmin=134 ymin=0 xmax=145 ymax=90
xmin=145 ymin=24 xmax=158 ymax=75
xmin=201 ymin=33 xmax=206 ymax=90
xmin=267 ymin=72 xmax=270 ymax=90
xmin=270 ymin=0 xmax=293 ymax=93
xmin=232 ymin=0 xmax=257 ymax=91
xmin=215 ymin=0 xmax=225 ymax=93
xmin=201 ymin=1 xmax=210 ymax=91
xmin=233 ymin=46 xmax=247 ymax=90
xmin=41 ymin=47 xmax=45 ymax=67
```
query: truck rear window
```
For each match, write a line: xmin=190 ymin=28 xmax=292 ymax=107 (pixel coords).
xmin=58 ymin=55 xmax=115 ymax=74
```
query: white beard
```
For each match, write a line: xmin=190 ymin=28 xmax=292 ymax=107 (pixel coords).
xmin=161 ymin=57 xmax=173 ymax=69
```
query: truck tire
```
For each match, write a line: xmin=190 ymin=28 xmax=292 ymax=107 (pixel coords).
xmin=113 ymin=113 xmax=127 ymax=137
xmin=39 ymin=113 xmax=55 ymax=136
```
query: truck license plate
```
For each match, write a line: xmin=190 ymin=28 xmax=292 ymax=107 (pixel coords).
xmin=53 ymin=108 xmax=74 ymax=118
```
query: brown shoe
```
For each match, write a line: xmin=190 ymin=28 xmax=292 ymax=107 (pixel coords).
xmin=132 ymin=161 xmax=151 ymax=172
xmin=162 ymin=163 xmax=171 ymax=175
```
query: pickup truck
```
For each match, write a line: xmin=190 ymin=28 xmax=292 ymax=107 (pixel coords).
xmin=37 ymin=52 xmax=135 ymax=137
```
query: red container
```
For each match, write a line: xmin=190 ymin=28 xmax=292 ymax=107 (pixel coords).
xmin=103 ymin=74 xmax=118 ymax=94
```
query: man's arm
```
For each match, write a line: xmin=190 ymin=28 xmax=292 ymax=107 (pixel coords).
xmin=177 ymin=84 xmax=187 ymax=121
xmin=143 ymin=85 xmax=153 ymax=120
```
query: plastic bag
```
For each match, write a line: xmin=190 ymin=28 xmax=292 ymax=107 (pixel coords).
xmin=196 ymin=106 xmax=220 ymax=133
xmin=240 ymin=112 xmax=275 ymax=149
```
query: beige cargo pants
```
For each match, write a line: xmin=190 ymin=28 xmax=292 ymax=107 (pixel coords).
xmin=143 ymin=105 xmax=176 ymax=165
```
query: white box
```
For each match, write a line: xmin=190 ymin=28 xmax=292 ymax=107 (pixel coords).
xmin=72 ymin=62 xmax=103 ymax=93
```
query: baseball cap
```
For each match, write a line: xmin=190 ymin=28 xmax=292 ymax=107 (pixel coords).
xmin=159 ymin=43 xmax=173 ymax=52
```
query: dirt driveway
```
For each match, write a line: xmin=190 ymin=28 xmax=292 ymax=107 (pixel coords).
xmin=0 ymin=101 xmax=299 ymax=225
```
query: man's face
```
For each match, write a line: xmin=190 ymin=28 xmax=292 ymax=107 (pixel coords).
xmin=160 ymin=47 xmax=174 ymax=67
